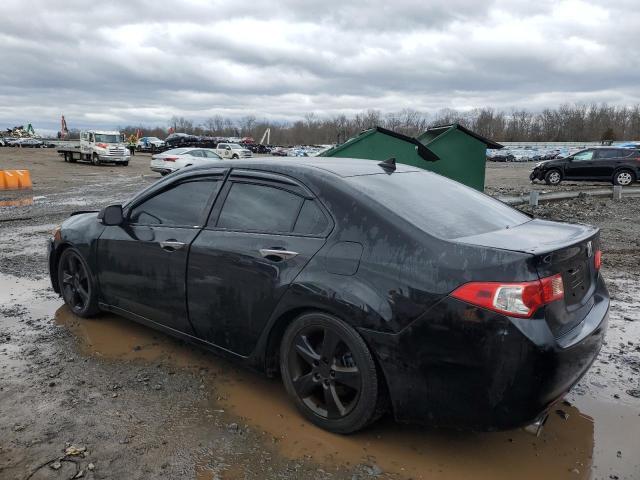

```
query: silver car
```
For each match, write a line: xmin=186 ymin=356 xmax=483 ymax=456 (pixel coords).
xmin=150 ymin=148 xmax=223 ymax=176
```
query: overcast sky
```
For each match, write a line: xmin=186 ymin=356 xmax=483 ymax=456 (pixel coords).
xmin=1 ymin=0 xmax=639 ymax=132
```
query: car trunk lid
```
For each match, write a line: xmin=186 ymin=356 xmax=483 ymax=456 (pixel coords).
xmin=455 ymin=219 xmax=600 ymax=337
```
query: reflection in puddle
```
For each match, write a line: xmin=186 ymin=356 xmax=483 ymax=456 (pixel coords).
xmin=54 ymin=306 xmax=603 ymax=479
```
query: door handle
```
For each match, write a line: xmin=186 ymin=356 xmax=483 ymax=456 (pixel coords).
xmin=160 ymin=240 xmax=186 ymax=251
xmin=259 ymin=248 xmax=299 ymax=261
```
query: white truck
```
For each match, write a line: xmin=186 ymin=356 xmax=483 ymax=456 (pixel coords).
xmin=57 ymin=130 xmax=130 ymax=166
xmin=215 ymin=142 xmax=252 ymax=159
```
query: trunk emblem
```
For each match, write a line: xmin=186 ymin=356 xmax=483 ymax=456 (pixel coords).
xmin=586 ymin=241 xmax=593 ymax=258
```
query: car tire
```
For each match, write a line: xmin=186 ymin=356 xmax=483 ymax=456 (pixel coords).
xmin=613 ymin=169 xmax=635 ymax=186
xmin=57 ymin=248 xmax=100 ymax=318
xmin=544 ymin=169 xmax=562 ymax=185
xmin=232 ymin=154 xmax=239 ymax=159
xmin=280 ymin=312 xmax=382 ymax=434
xmin=92 ymin=154 xmax=100 ymax=166
xmin=122 ymin=161 xmax=129 ymax=167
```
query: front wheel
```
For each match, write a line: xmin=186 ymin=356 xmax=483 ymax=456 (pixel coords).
xmin=232 ymin=154 xmax=239 ymax=159
xmin=92 ymin=154 xmax=100 ymax=166
xmin=613 ymin=169 xmax=635 ymax=186
xmin=57 ymin=248 xmax=100 ymax=317
xmin=544 ymin=169 xmax=562 ymax=185
xmin=280 ymin=312 xmax=382 ymax=434
xmin=121 ymin=161 xmax=129 ymax=167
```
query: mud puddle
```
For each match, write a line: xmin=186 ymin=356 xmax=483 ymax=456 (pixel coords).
xmin=53 ymin=305 xmax=640 ymax=480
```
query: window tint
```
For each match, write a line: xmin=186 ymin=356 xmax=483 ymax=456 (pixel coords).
xmin=597 ymin=149 xmax=620 ymax=159
xmin=203 ymin=150 xmax=221 ymax=159
xmin=348 ymin=171 xmax=530 ymax=240
xmin=130 ymin=179 xmax=219 ymax=226
xmin=573 ymin=150 xmax=594 ymax=161
xmin=189 ymin=150 xmax=204 ymax=157
xmin=294 ymin=200 xmax=329 ymax=235
xmin=217 ymin=182 xmax=303 ymax=232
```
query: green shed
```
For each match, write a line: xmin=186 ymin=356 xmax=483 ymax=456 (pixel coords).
xmin=416 ymin=124 xmax=503 ymax=191
xmin=321 ymin=124 xmax=503 ymax=191
xmin=320 ymin=126 xmax=439 ymax=170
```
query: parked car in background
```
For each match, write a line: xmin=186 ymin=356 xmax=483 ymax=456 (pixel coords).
xmin=530 ymin=147 xmax=640 ymax=186
xmin=13 ymin=138 xmax=55 ymax=148
xmin=150 ymin=147 xmax=222 ymax=175
xmin=137 ymin=137 xmax=165 ymax=151
xmin=247 ymin=143 xmax=271 ymax=154
xmin=49 ymin=158 xmax=608 ymax=434
xmin=215 ymin=143 xmax=252 ymax=159
xmin=164 ymin=133 xmax=201 ymax=148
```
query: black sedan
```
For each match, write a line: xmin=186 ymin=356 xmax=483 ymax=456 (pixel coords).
xmin=49 ymin=158 xmax=609 ymax=433
xmin=530 ymin=147 xmax=640 ymax=186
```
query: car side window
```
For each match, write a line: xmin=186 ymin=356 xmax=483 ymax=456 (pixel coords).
xmin=217 ymin=182 xmax=303 ymax=233
xmin=596 ymin=149 xmax=620 ymax=159
xmin=293 ymin=200 xmax=329 ymax=235
xmin=204 ymin=150 xmax=220 ymax=159
xmin=573 ymin=150 xmax=594 ymax=161
xmin=189 ymin=150 xmax=204 ymax=158
xmin=130 ymin=179 xmax=220 ymax=226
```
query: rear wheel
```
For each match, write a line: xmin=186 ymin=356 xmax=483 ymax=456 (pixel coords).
xmin=613 ymin=169 xmax=635 ymax=186
xmin=280 ymin=312 xmax=381 ymax=433
xmin=544 ymin=169 xmax=562 ymax=185
xmin=57 ymin=248 xmax=99 ymax=317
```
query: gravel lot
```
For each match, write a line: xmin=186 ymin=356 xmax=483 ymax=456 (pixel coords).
xmin=1 ymin=148 xmax=639 ymax=479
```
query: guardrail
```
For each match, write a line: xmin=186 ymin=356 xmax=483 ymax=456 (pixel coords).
xmin=498 ymin=186 xmax=640 ymax=206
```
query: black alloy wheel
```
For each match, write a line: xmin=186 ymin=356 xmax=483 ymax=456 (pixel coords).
xmin=58 ymin=249 xmax=99 ymax=317
xmin=280 ymin=312 xmax=382 ymax=433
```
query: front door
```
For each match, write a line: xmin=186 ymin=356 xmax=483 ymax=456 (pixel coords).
xmin=97 ymin=174 xmax=224 ymax=334
xmin=187 ymin=172 xmax=331 ymax=356
xmin=565 ymin=149 xmax=595 ymax=179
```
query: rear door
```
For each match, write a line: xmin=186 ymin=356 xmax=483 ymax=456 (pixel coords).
xmin=565 ymin=149 xmax=595 ymax=179
xmin=187 ymin=170 xmax=331 ymax=355
xmin=592 ymin=149 xmax=620 ymax=178
xmin=97 ymin=172 xmax=226 ymax=334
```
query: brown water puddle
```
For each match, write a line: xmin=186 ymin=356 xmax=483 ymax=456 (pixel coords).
xmin=52 ymin=306 xmax=626 ymax=480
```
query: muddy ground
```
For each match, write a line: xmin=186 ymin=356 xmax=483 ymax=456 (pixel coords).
xmin=1 ymin=148 xmax=639 ymax=480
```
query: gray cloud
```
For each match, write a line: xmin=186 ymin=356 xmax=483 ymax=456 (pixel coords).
xmin=0 ymin=0 xmax=638 ymax=132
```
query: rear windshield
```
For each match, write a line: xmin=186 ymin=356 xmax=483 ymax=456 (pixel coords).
xmin=164 ymin=148 xmax=190 ymax=155
xmin=347 ymin=171 xmax=530 ymax=239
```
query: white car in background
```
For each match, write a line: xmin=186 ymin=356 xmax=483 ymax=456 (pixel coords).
xmin=137 ymin=136 xmax=165 ymax=150
xmin=150 ymin=148 xmax=223 ymax=176
xmin=215 ymin=142 xmax=252 ymax=159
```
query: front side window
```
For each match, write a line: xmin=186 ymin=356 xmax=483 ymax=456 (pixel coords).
xmin=130 ymin=179 xmax=219 ymax=226
xmin=572 ymin=150 xmax=594 ymax=161
xmin=217 ymin=182 xmax=303 ymax=232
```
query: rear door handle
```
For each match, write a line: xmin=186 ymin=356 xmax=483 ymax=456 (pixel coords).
xmin=259 ymin=248 xmax=299 ymax=261
xmin=160 ymin=240 xmax=186 ymax=252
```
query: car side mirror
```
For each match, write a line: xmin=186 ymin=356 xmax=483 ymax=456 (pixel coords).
xmin=98 ymin=204 xmax=124 ymax=226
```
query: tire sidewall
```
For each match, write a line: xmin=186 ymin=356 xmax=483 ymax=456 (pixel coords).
xmin=57 ymin=248 xmax=99 ymax=317
xmin=280 ymin=312 xmax=379 ymax=434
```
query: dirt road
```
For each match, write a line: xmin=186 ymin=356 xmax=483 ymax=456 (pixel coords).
xmin=1 ymin=148 xmax=639 ymax=479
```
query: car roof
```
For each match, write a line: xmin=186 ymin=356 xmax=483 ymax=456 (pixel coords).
xmin=187 ymin=156 xmax=422 ymax=178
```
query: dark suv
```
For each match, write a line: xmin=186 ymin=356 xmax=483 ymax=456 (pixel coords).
xmin=530 ymin=147 xmax=640 ymax=186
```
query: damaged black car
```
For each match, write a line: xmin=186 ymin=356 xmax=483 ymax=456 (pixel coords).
xmin=48 ymin=158 xmax=609 ymax=433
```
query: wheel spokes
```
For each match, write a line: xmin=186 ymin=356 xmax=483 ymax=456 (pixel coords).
xmin=292 ymin=372 xmax=317 ymax=398
xmin=294 ymin=334 xmax=320 ymax=366
xmin=320 ymin=328 xmax=341 ymax=361
xmin=332 ymin=366 xmax=360 ymax=390
xmin=324 ymin=384 xmax=347 ymax=418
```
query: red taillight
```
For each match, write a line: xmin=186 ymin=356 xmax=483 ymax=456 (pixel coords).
xmin=594 ymin=250 xmax=602 ymax=270
xmin=450 ymin=274 xmax=564 ymax=318
xmin=164 ymin=156 xmax=178 ymax=162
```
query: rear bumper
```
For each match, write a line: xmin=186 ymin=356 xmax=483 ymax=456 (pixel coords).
xmin=359 ymin=275 xmax=609 ymax=430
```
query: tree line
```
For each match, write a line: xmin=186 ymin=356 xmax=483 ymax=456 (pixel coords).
xmin=116 ymin=103 xmax=640 ymax=145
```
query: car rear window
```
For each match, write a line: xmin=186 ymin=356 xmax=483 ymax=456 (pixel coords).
xmin=347 ymin=171 xmax=530 ymax=239
xmin=164 ymin=148 xmax=190 ymax=155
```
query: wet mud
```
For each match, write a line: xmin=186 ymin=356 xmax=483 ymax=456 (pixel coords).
xmin=53 ymin=299 xmax=640 ymax=480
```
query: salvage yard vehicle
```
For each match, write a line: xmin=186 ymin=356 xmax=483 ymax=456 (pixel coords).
xmin=215 ymin=142 xmax=252 ymax=159
xmin=136 ymin=136 xmax=165 ymax=151
xmin=530 ymin=147 xmax=640 ymax=186
xmin=57 ymin=130 xmax=130 ymax=166
xmin=48 ymin=158 xmax=608 ymax=434
xmin=150 ymin=147 xmax=222 ymax=176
